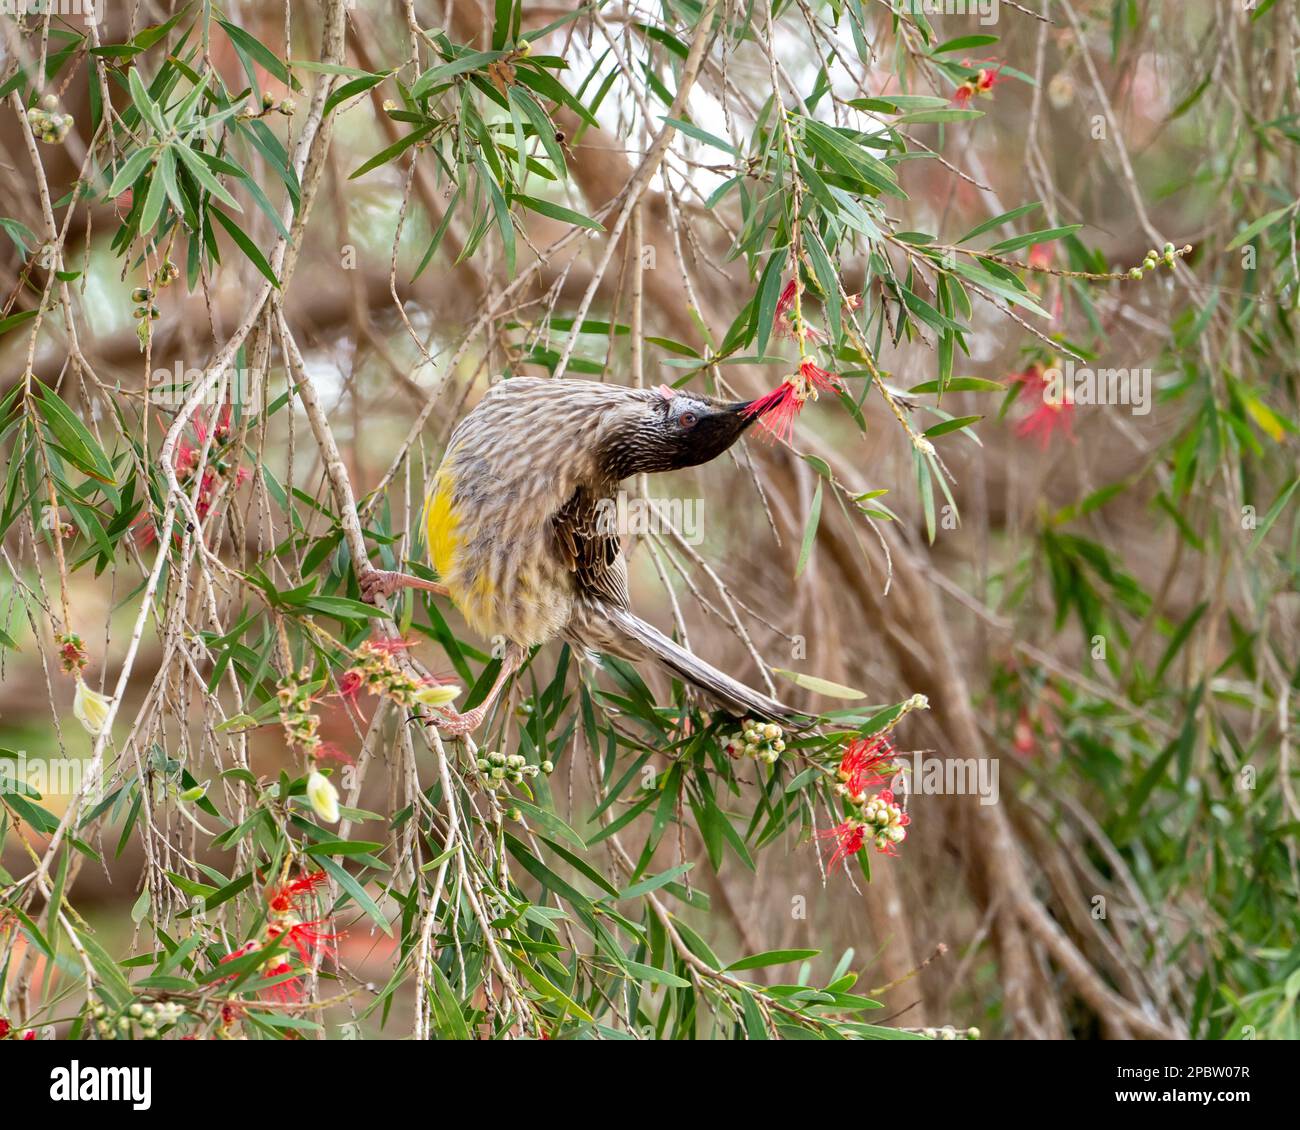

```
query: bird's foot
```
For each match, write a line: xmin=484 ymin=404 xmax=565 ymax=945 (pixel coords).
xmin=429 ymin=705 xmax=486 ymax=736
xmin=360 ymin=569 xmax=450 ymax=603
xmin=359 ymin=569 xmax=403 ymax=603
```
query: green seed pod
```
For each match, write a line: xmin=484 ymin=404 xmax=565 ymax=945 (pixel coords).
xmin=131 ymin=287 xmax=152 ymax=302
xmin=540 ymin=759 xmax=554 ymax=774
xmin=1163 ymin=242 xmax=1175 ymax=256
xmin=1128 ymin=267 xmax=1143 ymax=281
xmin=508 ymin=807 xmax=522 ymax=821
xmin=133 ymin=305 xmax=149 ymax=319
xmin=129 ymin=1002 xmax=143 ymax=1018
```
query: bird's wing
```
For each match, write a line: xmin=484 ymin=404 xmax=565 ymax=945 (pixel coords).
xmin=551 ymin=486 xmax=630 ymax=609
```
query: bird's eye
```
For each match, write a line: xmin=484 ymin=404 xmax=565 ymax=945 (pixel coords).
xmin=679 ymin=411 xmax=697 ymax=429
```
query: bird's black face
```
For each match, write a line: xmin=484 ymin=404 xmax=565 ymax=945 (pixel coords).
xmin=607 ymin=389 xmax=765 ymax=477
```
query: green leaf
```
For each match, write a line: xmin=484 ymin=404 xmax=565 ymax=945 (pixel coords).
xmin=210 ymin=207 xmax=280 ymax=287
xmin=957 ymin=202 xmax=1042 ymax=245
xmin=1226 ymin=205 xmax=1294 ymax=251
xmin=986 ymin=226 xmax=1081 ymax=254
xmin=1248 ymin=475 xmax=1299 ymax=553
xmin=794 ymin=479 xmax=823 ymax=579
xmin=512 ymin=193 xmax=602 ymax=231
xmin=35 ymin=382 xmax=116 ymax=485
xmin=923 ymin=414 xmax=981 ymax=437
xmin=218 ymin=20 xmax=299 ymax=90
xmin=771 ymin=669 xmax=866 ymax=700
xmin=725 ymin=949 xmax=820 ymax=972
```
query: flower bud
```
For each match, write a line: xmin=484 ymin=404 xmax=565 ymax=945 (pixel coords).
xmin=306 ymin=769 xmax=340 ymax=823
xmin=414 ymin=682 xmax=461 ymax=707
xmin=73 ymin=679 xmax=112 ymax=735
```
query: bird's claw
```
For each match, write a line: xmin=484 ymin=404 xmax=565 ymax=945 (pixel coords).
xmin=359 ymin=569 xmax=400 ymax=603
xmin=430 ymin=706 xmax=484 ymax=736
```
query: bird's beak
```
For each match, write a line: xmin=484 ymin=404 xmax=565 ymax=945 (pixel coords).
xmin=727 ymin=399 xmax=766 ymax=429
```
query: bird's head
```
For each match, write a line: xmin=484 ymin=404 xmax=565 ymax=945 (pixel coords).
xmin=602 ymin=385 xmax=771 ymax=478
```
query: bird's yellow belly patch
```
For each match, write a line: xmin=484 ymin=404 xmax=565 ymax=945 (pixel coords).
xmin=424 ymin=471 xmax=462 ymax=582
xmin=424 ymin=469 xmax=498 ymax=637
xmin=423 ymin=465 xmax=570 ymax=647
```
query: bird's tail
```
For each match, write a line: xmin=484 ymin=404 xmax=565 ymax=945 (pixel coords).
xmin=596 ymin=603 xmax=802 ymax=723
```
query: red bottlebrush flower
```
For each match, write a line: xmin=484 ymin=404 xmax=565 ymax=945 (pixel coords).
xmin=175 ymin=437 xmax=199 ymax=478
xmin=0 ymin=1017 xmax=10 ymax=1039
xmin=839 ymin=735 xmax=897 ymax=797
xmin=267 ymin=870 xmax=330 ymax=914
xmin=744 ymin=360 xmax=843 ymax=443
xmin=799 ymin=359 xmax=841 ymax=396
xmin=743 ymin=381 xmax=800 ymax=443
xmin=316 ymin=741 xmax=354 ymax=765
xmin=262 ymin=961 xmax=306 ymax=1004
xmin=1016 ymin=396 xmax=1075 ymax=449
xmin=953 ymin=60 xmax=1004 ymax=106
xmin=268 ymin=919 xmax=339 ymax=965
xmin=974 ymin=64 xmax=1003 ymax=94
xmin=22 ymin=1030 xmax=34 ymax=1040
xmin=770 ymin=279 xmax=826 ymax=342
xmin=219 ymin=939 xmax=260 ymax=967
xmin=774 ymin=278 xmax=798 ymax=322
xmin=1010 ymin=362 xmax=1045 ymax=389
xmin=817 ymin=820 xmax=867 ymax=869
xmin=338 ymin=669 xmax=365 ymax=703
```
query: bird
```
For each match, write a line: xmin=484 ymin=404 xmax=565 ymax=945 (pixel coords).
xmin=360 ymin=377 xmax=800 ymax=733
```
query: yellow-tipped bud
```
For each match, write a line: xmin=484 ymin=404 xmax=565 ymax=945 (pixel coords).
xmin=414 ymin=682 xmax=461 ymax=707
xmin=306 ymin=769 xmax=340 ymax=823
xmin=73 ymin=679 xmax=112 ymax=735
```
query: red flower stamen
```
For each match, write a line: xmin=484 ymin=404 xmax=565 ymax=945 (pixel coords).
xmin=817 ymin=820 xmax=867 ymax=869
xmin=267 ymin=870 xmax=330 ymax=914
xmin=745 ymin=360 xmax=842 ymax=443
xmin=839 ymin=735 xmax=897 ymax=797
